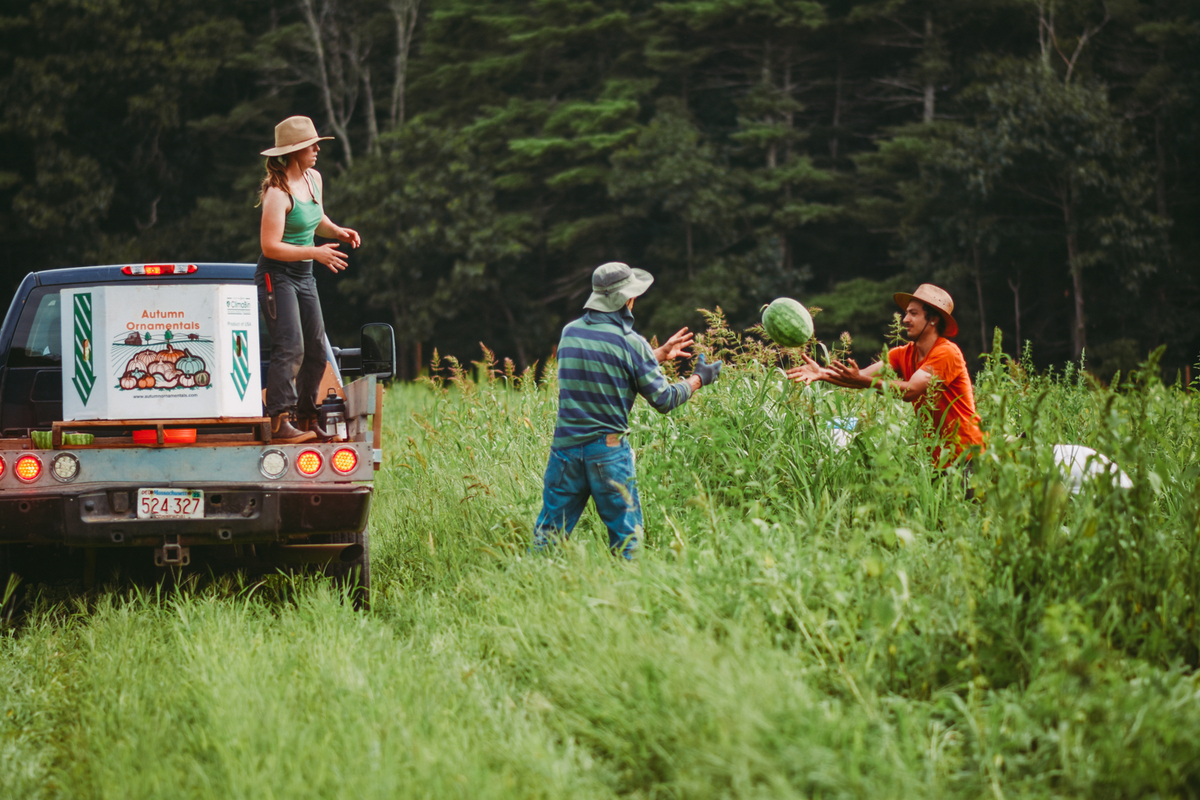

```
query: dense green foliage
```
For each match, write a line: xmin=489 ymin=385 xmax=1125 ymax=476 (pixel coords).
xmin=3 ymin=324 xmax=1200 ymax=796
xmin=0 ymin=0 xmax=1196 ymax=377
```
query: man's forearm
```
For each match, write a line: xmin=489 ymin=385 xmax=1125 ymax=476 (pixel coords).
xmin=687 ymin=375 xmax=701 ymax=394
xmin=821 ymin=376 xmax=855 ymax=389
xmin=819 ymin=371 xmax=867 ymax=390
xmin=867 ymin=376 xmax=915 ymax=397
xmin=821 ymin=373 xmax=897 ymax=393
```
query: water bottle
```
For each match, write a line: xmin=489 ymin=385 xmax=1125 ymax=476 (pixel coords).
xmin=318 ymin=389 xmax=348 ymax=441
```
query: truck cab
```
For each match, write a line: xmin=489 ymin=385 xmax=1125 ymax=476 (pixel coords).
xmin=0 ymin=264 xmax=393 ymax=602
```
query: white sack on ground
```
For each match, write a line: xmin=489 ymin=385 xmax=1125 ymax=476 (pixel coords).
xmin=825 ymin=417 xmax=857 ymax=450
xmin=1053 ymin=444 xmax=1133 ymax=494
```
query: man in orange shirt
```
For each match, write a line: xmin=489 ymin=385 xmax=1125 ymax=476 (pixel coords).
xmin=787 ymin=284 xmax=984 ymax=465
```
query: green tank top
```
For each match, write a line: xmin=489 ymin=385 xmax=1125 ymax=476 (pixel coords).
xmin=281 ymin=171 xmax=324 ymax=247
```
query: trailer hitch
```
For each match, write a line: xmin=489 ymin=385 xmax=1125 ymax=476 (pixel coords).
xmin=155 ymin=534 xmax=190 ymax=568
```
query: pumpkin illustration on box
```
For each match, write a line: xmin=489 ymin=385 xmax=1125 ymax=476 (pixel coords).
xmin=116 ymin=342 xmax=211 ymax=392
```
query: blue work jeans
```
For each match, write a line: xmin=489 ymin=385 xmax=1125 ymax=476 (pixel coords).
xmin=533 ymin=436 xmax=642 ymax=559
xmin=256 ymin=256 xmax=327 ymax=417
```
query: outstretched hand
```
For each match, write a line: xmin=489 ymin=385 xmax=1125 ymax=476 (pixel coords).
xmin=827 ymin=357 xmax=869 ymax=388
xmin=785 ymin=353 xmax=831 ymax=385
xmin=692 ymin=353 xmax=723 ymax=386
xmin=654 ymin=327 xmax=694 ymax=363
xmin=314 ymin=242 xmax=348 ymax=273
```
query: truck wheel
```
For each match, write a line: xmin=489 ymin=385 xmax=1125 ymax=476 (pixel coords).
xmin=327 ymin=525 xmax=370 ymax=608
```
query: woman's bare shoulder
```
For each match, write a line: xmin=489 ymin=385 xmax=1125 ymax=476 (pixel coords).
xmin=261 ymin=184 xmax=292 ymax=212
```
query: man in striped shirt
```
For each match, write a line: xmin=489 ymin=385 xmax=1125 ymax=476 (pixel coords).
xmin=534 ymin=262 xmax=722 ymax=559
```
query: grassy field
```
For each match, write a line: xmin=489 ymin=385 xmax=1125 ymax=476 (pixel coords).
xmin=3 ymin=319 xmax=1200 ymax=799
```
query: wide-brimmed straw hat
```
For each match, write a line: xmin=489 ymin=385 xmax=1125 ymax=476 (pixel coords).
xmin=260 ymin=116 xmax=334 ymax=157
xmin=584 ymin=262 xmax=655 ymax=312
xmin=894 ymin=283 xmax=958 ymax=338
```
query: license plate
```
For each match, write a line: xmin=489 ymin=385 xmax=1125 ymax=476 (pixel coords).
xmin=137 ymin=488 xmax=204 ymax=519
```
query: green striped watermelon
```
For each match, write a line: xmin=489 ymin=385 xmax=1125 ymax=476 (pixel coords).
xmin=761 ymin=298 xmax=813 ymax=347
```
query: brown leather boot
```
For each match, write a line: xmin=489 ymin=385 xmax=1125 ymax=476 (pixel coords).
xmin=271 ymin=412 xmax=317 ymax=444
xmin=297 ymin=414 xmax=333 ymax=442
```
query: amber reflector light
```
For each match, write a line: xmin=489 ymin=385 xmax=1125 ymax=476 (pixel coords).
xmin=296 ymin=450 xmax=323 ymax=476
xmin=332 ymin=448 xmax=357 ymax=474
xmin=15 ymin=454 xmax=42 ymax=482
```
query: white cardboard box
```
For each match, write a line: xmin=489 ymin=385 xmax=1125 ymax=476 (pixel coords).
xmin=61 ymin=284 xmax=262 ymax=421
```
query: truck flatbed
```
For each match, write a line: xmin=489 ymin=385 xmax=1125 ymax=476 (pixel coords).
xmin=0 ymin=263 xmax=395 ymax=602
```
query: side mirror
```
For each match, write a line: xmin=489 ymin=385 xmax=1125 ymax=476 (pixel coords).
xmin=360 ymin=323 xmax=396 ymax=379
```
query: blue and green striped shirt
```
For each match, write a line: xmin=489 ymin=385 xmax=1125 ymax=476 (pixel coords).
xmin=552 ymin=308 xmax=692 ymax=449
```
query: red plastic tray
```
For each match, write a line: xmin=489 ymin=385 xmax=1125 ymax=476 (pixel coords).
xmin=133 ymin=428 xmax=197 ymax=445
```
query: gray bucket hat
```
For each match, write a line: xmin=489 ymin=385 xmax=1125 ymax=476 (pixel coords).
xmin=583 ymin=262 xmax=654 ymax=312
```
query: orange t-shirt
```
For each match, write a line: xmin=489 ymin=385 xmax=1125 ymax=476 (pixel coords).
xmin=887 ymin=337 xmax=984 ymax=461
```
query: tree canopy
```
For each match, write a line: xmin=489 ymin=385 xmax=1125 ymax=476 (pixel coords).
xmin=0 ymin=0 xmax=1195 ymax=379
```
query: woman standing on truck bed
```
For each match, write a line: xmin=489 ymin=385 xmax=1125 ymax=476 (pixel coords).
xmin=257 ymin=115 xmax=360 ymax=443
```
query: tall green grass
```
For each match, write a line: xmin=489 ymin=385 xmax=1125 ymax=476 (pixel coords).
xmin=2 ymin=322 xmax=1199 ymax=799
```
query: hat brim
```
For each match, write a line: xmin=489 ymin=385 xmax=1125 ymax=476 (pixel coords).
xmin=894 ymin=292 xmax=958 ymax=338
xmin=260 ymin=135 xmax=335 ymax=157
xmin=584 ymin=268 xmax=654 ymax=312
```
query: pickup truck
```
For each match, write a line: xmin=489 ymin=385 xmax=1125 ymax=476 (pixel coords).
xmin=0 ymin=263 xmax=394 ymax=604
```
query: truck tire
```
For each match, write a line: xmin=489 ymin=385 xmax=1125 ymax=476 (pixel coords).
xmin=327 ymin=525 xmax=370 ymax=608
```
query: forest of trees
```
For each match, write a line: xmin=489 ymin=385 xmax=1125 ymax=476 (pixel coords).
xmin=1 ymin=0 xmax=1196 ymax=380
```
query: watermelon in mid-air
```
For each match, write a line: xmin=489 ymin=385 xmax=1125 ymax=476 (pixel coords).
xmin=761 ymin=298 xmax=814 ymax=347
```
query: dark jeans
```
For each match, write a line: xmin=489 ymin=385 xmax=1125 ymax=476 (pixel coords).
xmin=256 ymin=256 xmax=326 ymax=417
xmin=533 ymin=436 xmax=642 ymax=559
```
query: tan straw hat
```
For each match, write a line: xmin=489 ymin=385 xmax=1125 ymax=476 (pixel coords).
xmin=894 ymin=283 xmax=958 ymax=338
xmin=260 ymin=116 xmax=334 ymax=157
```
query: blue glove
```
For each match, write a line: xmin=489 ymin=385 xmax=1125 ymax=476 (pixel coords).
xmin=693 ymin=353 xmax=723 ymax=386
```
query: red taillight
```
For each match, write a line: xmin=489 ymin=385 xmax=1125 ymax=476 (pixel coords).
xmin=121 ymin=264 xmax=198 ymax=276
xmin=331 ymin=448 xmax=357 ymax=474
xmin=15 ymin=454 xmax=42 ymax=482
xmin=0 ymin=456 xmax=5 ymax=479
xmin=296 ymin=450 xmax=323 ymax=476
